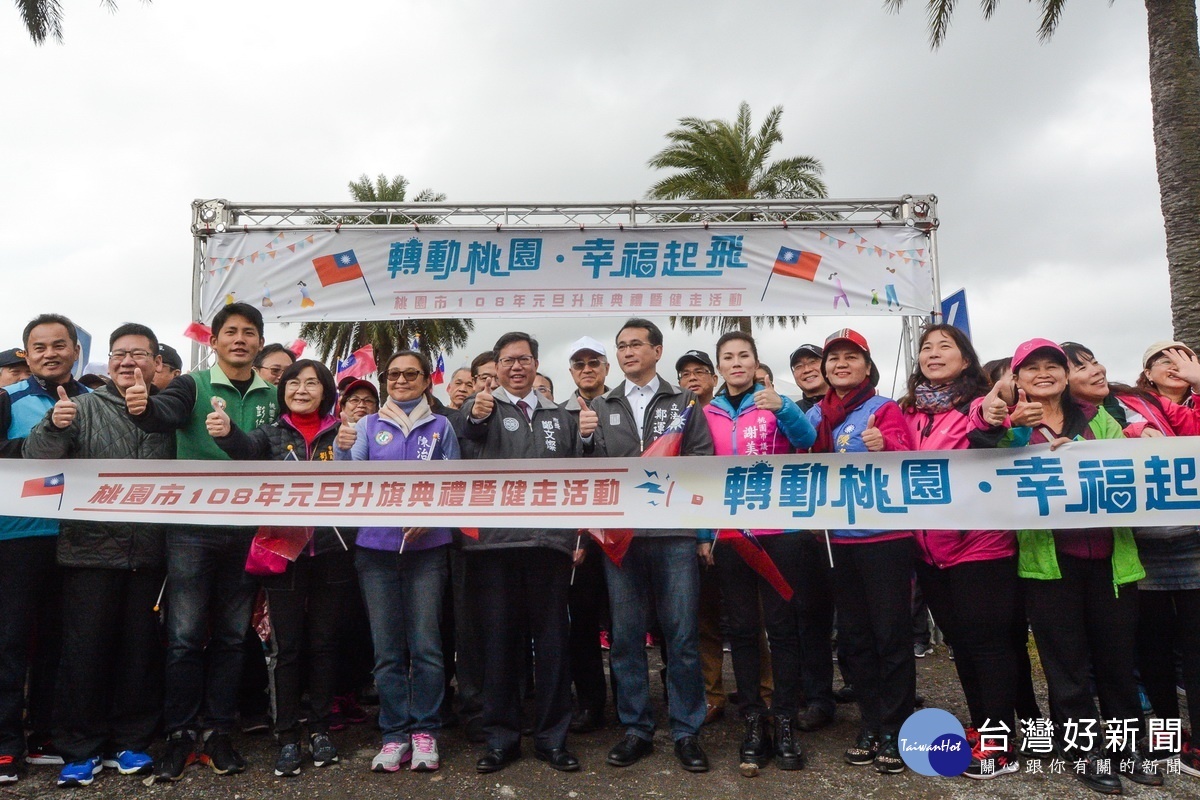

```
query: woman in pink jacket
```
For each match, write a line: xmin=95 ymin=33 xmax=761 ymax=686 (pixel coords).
xmin=898 ymin=324 xmax=1021 ymax=779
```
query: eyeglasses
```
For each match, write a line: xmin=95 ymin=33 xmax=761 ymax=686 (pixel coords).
xmin=108 ymin=349 xmax=154 ymax=361
xmin=570 ymin=358 xmax=605 ymax=370
xmin=284 ymin=379 xmax=323 ymax=391
xmin=385 ymin=368 xmax=425 ymax=383
xmin=679 ymin=369 xmax=712 ymax=380
xmin=475 ymin=373 xmax=497 ymax=384
xmin=344 ymin=395 xmax=377 ymax=406
xmin=259 ymin=365 xmax=285 ymax=376
xmin=498 ymin=355 xmax=534 ymax=368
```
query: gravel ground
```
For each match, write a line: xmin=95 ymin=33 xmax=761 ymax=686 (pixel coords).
xmin=6 ymin=646 xmax=1199 ymax=799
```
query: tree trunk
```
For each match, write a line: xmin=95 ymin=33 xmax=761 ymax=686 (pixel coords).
xmin=1145 ymin=0 xmax=1200 ymax=346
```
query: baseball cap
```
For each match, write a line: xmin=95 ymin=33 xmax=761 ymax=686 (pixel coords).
xmin=675 ymin=350 xmax=714 ymax=373
xmin=568 ymin=336 xmax=607 ymax=360
xmin=339 ymin=378 xmax=379 ymax=404
xmin=0 ymin=348 xmax=27 ymax=369
xmin=1011 ymin=338 xmax=1067 ymax=371
xmin=789 ymin=343 xmax=824 ymax=366
xmin=158 ymin=343 xmax=183 ymax=372
xmin=1142 ymin=340 xmax=1196 ymax=368
xmin=823 ymin=328 xmax=870 ymax=355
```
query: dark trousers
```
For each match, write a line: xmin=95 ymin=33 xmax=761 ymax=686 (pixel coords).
xmin=472 ymin=548 xmax=573 ymax=752
xmin=265 ymin=549 xmax=356 ymax=741
xmin=238 ymin=626 xmax=269 ymax=719
xmin=54 ymin=566 xmax=164 ymax=761
xmin=1137 ymin=588 xmax=1200 ymax=727
xmin=450 ymin=548 xmax=484 ymax=720
xmin=568 ymin=538 xmax=608 ymax=715
xmin=795 ymin=533 xmax=836 ymax=715
xmin=1024 ymin=554 xmax=1142 ymax=748
xmin=163 ymin=526 xmax=256 ymax=734
xmin=0 ymin=536 xmax=60 ymax=755
xmin=334 ymin=569 xmax=374 ymax=697
xmin=832 ymin=538 xmax=916 ymax=735
xmin=916 ymin=557 xmax=1020 ymax=731
xmin=716 ymin=534 xmax=803 ymax=717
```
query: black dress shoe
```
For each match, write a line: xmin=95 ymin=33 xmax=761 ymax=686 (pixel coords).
xmin=569 ymin=708 xmax=606 ymax=734
xmin=1117 ymin=749 xmax=1165 ymax=787
xmin=535 ymin=747 xmax=581 ymax=772
xmin=797 ymin=704 xmax=834 ymax=732
xmin=476 ymin=747 xmax=521 ymax=773
xmin=674 ymin=736 xmax=709 ymax=772
xmin=607 ymin=734 xmax=654 ymax=767
xmin=1076 ymin=753 xmax=1122 ymax=795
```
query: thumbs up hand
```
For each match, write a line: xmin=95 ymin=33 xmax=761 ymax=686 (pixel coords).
xmin=578 ymin=396 xmax=598 ymax=438
xmin=861 ymin=413 xmax=885 ymax=452
xmin=337 ymin=409 xmax=358 ymax=450
xmin=753 ymin=385 xmax=783 ymax=412
xmin=125 ymin=368 xmax=149 ymax=415
xmin=982 ymin=381 xmax=1009 ymax=427
xmin=51 ymin=385 xmax=78 ymax=429
xmin=206 ymin=396 xmax=231 ymax=438
xmin=471 ymin=387 xmax=495 ymax=420
xmin=1009 ymin=388 xmax=1044 ymax=427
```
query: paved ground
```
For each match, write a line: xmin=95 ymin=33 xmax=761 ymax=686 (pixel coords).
xmin=5 ymin=646 xmax=1199 ymax=799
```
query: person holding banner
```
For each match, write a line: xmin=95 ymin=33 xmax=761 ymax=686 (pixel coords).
xmin=805 ymin=328 xmax=915 ymax=775
xmin=461 ymin=332 xmax=592 ymax=774
xmin=998 ymin=339 xmax=1161 ymax=793
xmin=0 ymin=313 xmax=88 ymax=783
xmin=208 ymin=359 xmax=352 ymax=777
xmin=898 ymin=324 xmax=1022 ymax=779
xmin=124 ymin=302 xmax=278 ymax=780
xmin=701 ymin=331 xmax=816 ymax=773
xmin=23 ymin=324 xmax=170 ymax=787
xmin=335 ymin=350 xmax=460 ymax=774
xmin=588 ymin=318 xmax=715 ymax=773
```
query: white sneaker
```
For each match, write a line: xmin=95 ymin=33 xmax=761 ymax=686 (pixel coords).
xmin=410 ymin=733 xmax=439 ymax=772
xmin=370 ymin=739 xmax=411 ymax=773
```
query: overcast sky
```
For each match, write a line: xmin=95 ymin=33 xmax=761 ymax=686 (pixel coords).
xmin=0 ymin=0 xmax=1170 ymax=400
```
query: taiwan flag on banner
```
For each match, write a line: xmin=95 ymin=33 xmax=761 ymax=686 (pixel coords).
xmin=336 ymin=345 xmax=377 ymax=382
xmin=312 ymin=250 xmax=364 ymax=287
xmin=772 ymin=247 xmax=821 ymax=282
xmin=22 ymin=473 xmax=64 ymax=497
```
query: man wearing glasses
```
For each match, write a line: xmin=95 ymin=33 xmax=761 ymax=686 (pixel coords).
xmin=676 ymin=350 xmax=718 ymax=407
xmin=253 ymin=344 xmax=296 ymax=387
xmin=461 ymin=332 xmax=596 ymax=775
xmin=588 ymin=318 xmax=715 ymax=773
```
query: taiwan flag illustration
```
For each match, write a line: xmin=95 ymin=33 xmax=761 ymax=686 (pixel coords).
xmin=312 ymin=250 xmax=376 ymax=304
xmin=22 ymin=473 xmax=64 ymax=497
xmin=761 ymin=246 xmax=823 ymax=301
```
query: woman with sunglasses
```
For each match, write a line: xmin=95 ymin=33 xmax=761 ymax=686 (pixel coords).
xmin=335 ymin=350 xmax=460 ymax=775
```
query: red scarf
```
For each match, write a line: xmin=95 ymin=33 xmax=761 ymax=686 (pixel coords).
xmin=813 ymin=383 xmax=876 ymax=453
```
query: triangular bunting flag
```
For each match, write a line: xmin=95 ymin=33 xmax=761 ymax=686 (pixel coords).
xmin=856 ymin=245 xmax=865 ymax=254
xmin=306 ymin=235 xmax=315 ymax=244
xmin=288 ymin=244 xmax=296 ymax=253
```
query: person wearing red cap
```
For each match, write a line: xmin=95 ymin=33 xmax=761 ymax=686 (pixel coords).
xmin=805 ymin=328 xmax=914 ymax=775
xmin=997 ymin=338 xmax=1160 ymax=793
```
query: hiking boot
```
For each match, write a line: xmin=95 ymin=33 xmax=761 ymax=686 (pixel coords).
xmin=156 ymin=731 xmax=197 ymax=781
xmin=273 ymin=743 xmax=302 ymax=777
xmin=371 ymin=739 xmax=411 ymax=772
xmin=200 ymin=732 xmax=245 ymax=775
xmin=56 ymin=758 xmax=102 ymax=787
xmin=845 ymin=730 xmax=880 ymax=766
xmin=874 ymin=733 xmax=905 ymax=774
xmin=739 ymin=712 xmax=772 ymax=767
xmin=310 ymin=732 xmax=339 ymax=767
xmin=774 ymin=716 xmax=805 ymax=770
xmin=411 ymin=733 xmax=439 ymax=771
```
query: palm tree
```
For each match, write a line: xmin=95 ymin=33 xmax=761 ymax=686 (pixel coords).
xmin=647 ymin=102 xmax=828 ymax=334
xmin=17 ymin=0 xmax=136 ymax=44
xmin=885 ymin=0 xmax=1200 ymax=345
xmin=299 ymin=173 xmax=474 ymax=363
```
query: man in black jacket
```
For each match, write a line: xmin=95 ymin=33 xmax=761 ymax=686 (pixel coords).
xmin=587 ymin=318 xmax=714 ymax=773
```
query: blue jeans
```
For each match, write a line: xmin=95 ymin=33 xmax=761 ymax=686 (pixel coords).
xmin=163 ymin=526 xmax=256 ymax=734
xmin=356 ymin=546 xmax=448 ymax=740
xmin=604 ymin=537 xmax=705 ymax=741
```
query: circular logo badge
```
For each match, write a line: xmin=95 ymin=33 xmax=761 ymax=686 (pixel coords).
xmin=503 ymin=417 xmax=521 ymax=432
xmin=374 ymin=430 xmax=393 ymax=446
xmin=897 ymin=708 xmax=971 ymax=777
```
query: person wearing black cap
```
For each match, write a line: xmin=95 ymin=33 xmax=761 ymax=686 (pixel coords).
xmin=0 ymin=349 xmax=30 ymax=389
xmin=153 ymin=345 xmax=183 ymax=391
xmin=788 ymin=344 xmax=828 ymax=412
xmin=676 ymin=351 xmax=718 ymax=407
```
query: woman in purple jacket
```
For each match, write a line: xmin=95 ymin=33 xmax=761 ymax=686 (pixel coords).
xmin=335 ymin=351 xmax=460 ymax=774
xmin=898 ymin=324 xmax=1022 ymax=779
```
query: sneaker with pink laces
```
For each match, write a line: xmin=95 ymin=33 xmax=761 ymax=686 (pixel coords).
xmin=410 ymin=733 xmax=439 ymax=772
xmin=370 ymin=739 xmax=411 ymax=773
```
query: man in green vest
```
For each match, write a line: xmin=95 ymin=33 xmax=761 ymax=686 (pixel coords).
xmin=125 ymin=303 xmax=278 ymax=781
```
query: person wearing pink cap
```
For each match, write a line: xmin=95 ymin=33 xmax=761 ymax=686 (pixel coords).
xmin=805 ymin=328 xmax=914 ymax=775
xmin=997 ymin=338 xmax=1160 ymax=794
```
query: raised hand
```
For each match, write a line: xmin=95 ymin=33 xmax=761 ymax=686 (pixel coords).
xmin=205 ymin=396 xmax=231 ymax=438
xmin=753 ymin=385 xmax=783 ymax=412
xmin=471 ymin=387 xmax=494 ymax=420
xmin=51 ymin=385 xmax=78 ymax=429
xmin=336 ymin=409 xmax=358 ymax=450
xmin=981 ymin=381 xmax=1008 ymax=427
xmin=578 ymin=396 xmax=598 ymax=438
xmin=861 ymin=413 xmax=885 ymax=452
xmin=1162 ymin=347 xmax=1200 ymax=390
xmin=1008 ymin=389 xmax=1044 ymax=427
xmin=125 ymin=368 xmax=149 ymax=416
